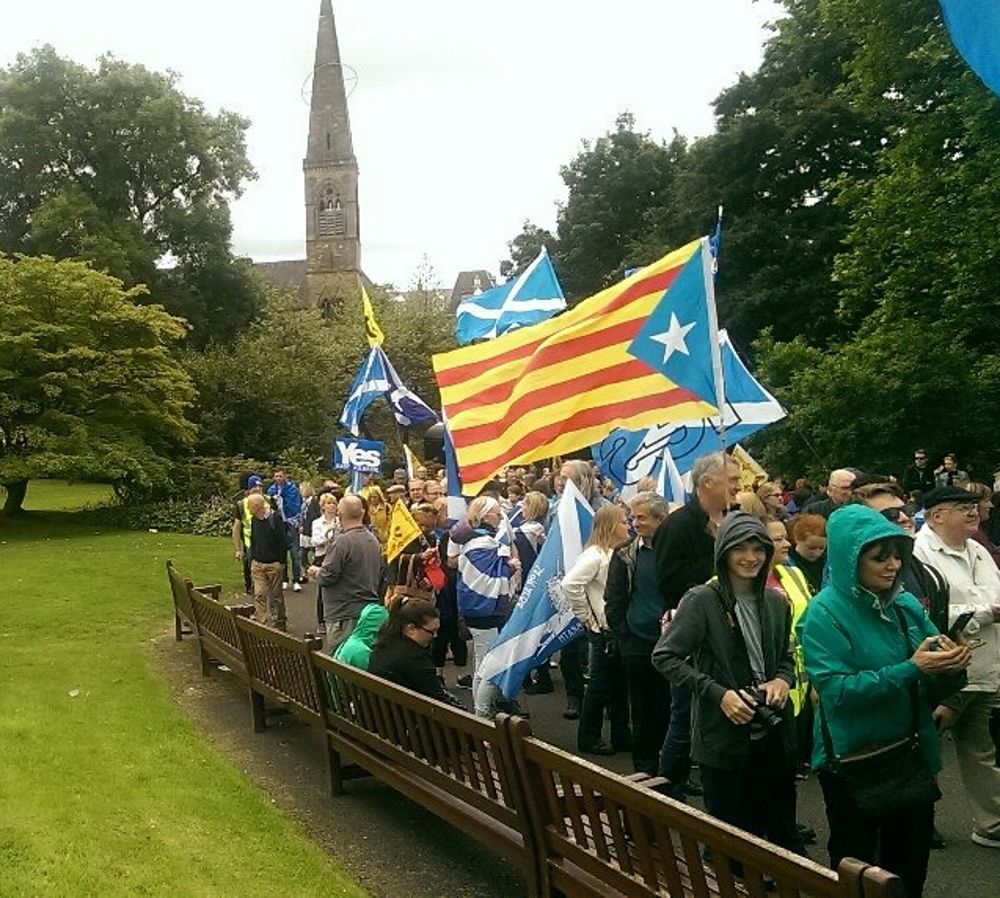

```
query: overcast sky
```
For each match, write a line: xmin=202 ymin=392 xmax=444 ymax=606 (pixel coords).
xmin=2 ymin=0 xmax=783 ymax=289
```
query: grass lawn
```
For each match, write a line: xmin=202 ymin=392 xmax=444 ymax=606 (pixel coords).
xmin=20 ymin=478 xmax=115 ymax=511
xmin=0 ymin=487 xmax=367 ymax=897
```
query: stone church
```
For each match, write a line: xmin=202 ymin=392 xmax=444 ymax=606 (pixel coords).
xmin=254 ymin=1 xmax=495 ymax=312
xmin=254 ymin=0 xmax=363 ymax=311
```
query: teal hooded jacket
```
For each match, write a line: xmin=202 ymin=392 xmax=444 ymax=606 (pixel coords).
xmin=798 ymin=505 xmax=965 ymax=773
xmin=334 ymin=603 xmax=389 ymax=671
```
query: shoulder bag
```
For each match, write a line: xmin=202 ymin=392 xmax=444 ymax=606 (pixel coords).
xmin=818 ymin=605 xmax=941 ymax=817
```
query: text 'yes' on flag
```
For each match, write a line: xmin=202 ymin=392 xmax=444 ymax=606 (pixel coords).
xmin=433 ymin=238 xmax=723 ymax=495
xmin=454 ymin=246 xmax=566 ymax=345
xmin=476 ymin=480 xmax=593 ymax=700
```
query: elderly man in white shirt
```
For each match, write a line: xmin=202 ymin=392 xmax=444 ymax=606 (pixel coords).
xmin=914 ymin=485 xmax=1000 ymax=848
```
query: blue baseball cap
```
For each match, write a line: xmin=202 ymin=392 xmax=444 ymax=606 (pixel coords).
xmin=247 ymin=475 xmax=263 ymax=488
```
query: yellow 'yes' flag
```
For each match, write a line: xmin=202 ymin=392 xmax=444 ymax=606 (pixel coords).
xmin=385 ymin=498 xmax=420 ymax=562
xmin=362 ymin=285 xmax=384 ymax=348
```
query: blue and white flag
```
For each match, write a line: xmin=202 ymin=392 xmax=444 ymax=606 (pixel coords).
xmin=443 ymin=422 xmax=468 ymax=526
xmin=339 ymin=345 xmax=438 ymax=436
xmin=593 ymin=329 xmax=784 ymax=494
xmin=940 ymin=0 xmax=1000 ymax=97
xmin=454 ymin=247 xmax=566 ymax=345
xmin=477 ymin=480 xmax=593 ymax=700
xmin=656 ymin=443 xmax=688 ymax=505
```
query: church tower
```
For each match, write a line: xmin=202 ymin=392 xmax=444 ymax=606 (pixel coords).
xmin=303 ymin=0 xmax=360 ymax=310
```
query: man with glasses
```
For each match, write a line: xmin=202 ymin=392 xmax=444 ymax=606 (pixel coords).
xmin=803 ymin=468 xmax=856 ymax=519
xmin=902 ymin=449 xmax=936 ymax=499
xmin=915 ymin=485 xmax=1000 ymax=849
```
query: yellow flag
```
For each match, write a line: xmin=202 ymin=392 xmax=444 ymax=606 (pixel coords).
xmin=362 ymin=285 xmax=384 ymax=348
xmin=402 ymin=443 xmax=424 ymax=479
xmin=732 ymin=444 xmax=767 ymax=491
xmin=385 ymin=498 xmax=421 ymax=562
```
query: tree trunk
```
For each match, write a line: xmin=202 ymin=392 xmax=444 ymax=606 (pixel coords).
xmin=2 ymin=479 xmax=28 ymax=516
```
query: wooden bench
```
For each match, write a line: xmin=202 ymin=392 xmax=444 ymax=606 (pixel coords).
xmin=314 ymin=653 xmax=539 ymax=895
xmin=165 ymin=559 xmax=222 ymax=641
xmin=233 ymin=616 xmax=325 ymax=733
xmin=504 ymin=716 xmax=903 ymax=898
xmin=187 ymin=585 xmax=254 ymax=682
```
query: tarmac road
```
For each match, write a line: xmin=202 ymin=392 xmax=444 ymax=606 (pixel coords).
xmin=157 ymin=578 xmax=1000 ymax=897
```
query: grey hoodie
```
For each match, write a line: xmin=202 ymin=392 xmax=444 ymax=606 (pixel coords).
xmin=652 ymin=512 xmax=796 ymax=770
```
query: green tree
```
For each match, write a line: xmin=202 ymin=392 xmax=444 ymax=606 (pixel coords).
xmin=501 ymin=221 xmax=557 ymax=279
xmin=187 ymin=280 xmax=453 ymax=465
xmin=0 ymin=255 xmax=196 ymax=515
xmin=754 ymin=0 xmax=1000 ymax=479
xmin=0 ymin=46 xmax=263 ymax=346
xmin=550 ymin=113 xmax=689 ymax=299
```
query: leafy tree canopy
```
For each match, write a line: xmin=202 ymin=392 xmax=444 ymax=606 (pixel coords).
xmin=0 ymin=46 xmax=264 ymax=346
xmin=0 ymin=255 xmax=196 ymax=514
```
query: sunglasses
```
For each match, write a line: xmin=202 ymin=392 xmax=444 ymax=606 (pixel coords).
xmin=879 ymin=507 xmax=908 ymax=523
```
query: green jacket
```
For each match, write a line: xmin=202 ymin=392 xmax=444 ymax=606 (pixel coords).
xmin=798 ymin=505 xmax=965 ymax=773
xmin=333 ymin=603 xmax=388 ymax=671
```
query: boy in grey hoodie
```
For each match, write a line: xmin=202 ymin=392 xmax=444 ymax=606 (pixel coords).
xmin=652 ymin=512 xmax=798 ymax=851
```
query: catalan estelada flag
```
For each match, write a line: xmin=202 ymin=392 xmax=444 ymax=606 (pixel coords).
xmin=433 ymin=238 xmax=723 ymax=494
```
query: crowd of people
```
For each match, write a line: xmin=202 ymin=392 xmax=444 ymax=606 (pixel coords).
xmin=230 ymin=448 xmax=1000 ymax=897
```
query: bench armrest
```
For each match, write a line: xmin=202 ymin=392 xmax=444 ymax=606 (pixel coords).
xmin=195 ymin=584 xmax=223 ymax=600
xmin=230 ymin=603 xmax=256 ymax=618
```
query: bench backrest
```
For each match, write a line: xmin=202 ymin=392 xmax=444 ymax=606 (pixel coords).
xmin=504 ymin=718 xmax=901 ymax=898
xmin=166 ymin=560 xmax=196 ymax=626
xmin=234 ymin=617 xmax=326 ymax=727
xmin=314 ymin=653 xmax=528 ymax=844
xmin=187 ymin=586 xmax=247 ymax=677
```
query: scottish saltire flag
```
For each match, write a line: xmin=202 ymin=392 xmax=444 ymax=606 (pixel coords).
xmin=593 ymin=329 xmax=784 ymax=491
xmin=477 ymin=481 xmax=593 ymax=700
xmin=443 ymin=423 xmax=468 ymax=526
xmin=656 ymin=443 xmax=688 ymax=505
xmin=434 ymin=238 xmax=720 ymax=495
xmin=339 ymin=345 xmax=438 ymax=436
xmin=455 ymin=247 xmax=566 ymax=345
xmin=940 ymin=1 xmax=1000 ymax=97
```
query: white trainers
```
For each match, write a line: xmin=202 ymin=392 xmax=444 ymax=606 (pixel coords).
xmin=282 ymin=581 xmax=289 ymax=589
xmin=972 ymin=831 xmax=1000 ymax=848
xmin=292 ymin=581 xmax=302 ymax=592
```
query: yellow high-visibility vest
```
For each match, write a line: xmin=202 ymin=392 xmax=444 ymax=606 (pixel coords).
xmin=775 ymin=563 xmax=813 ymax=716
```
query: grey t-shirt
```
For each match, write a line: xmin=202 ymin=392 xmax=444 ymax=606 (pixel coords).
xmin=733 ymin=589 xmax=766 ymax=685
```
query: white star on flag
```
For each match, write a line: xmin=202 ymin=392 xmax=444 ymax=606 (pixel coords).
xmin=650 ymin=312 xmax=696 ymax=363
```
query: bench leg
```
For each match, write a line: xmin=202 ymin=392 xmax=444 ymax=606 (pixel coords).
xmin=175 ymin=611 xmax=183 ymax=642
xmin=250 ymin=689 xmax=266 ymax=733
xmin=327 ymin=743 xmax=343 ymax=797
xmin=198 ymin=644 xmax=212 ymax=678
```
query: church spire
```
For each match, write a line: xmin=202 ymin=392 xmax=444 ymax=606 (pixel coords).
xmin=302 ymin=0 xmax=361 ymax=310
xmin=306 ymin=0 xmax=354 ymax=164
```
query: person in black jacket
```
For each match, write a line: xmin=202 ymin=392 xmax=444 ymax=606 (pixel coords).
xmin=653 ymin=512 xmax=798 ymax=852
xmin=901 ymin=449 xmax=936 ymax=498
xmin=653 ymin=451 xmax=740 ymax=793
xmin=604 ymin=491 xmax=670 ymax=774
xmin=246 ymin=492 xmax=289 ymax=630
xmin=368 ymin=598 xmax=461 ymax=706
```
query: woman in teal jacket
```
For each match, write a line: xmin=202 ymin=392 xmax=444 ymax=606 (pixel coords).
xmin=799 ymin=505 xmax=969 ymax=897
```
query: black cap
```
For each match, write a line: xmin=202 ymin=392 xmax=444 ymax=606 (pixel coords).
xmin=922 ymin=485 xmax=978 ymax=510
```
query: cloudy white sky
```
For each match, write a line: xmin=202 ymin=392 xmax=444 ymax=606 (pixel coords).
xmin=2 ymin=0 xmax=783 ymax=289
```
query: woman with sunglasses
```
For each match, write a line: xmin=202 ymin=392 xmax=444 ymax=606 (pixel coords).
xmin=853 ymin=482 xmax=950 ymax=634
xmin=368 ymin=598 xmax=461 ymax=705
xmin=799 ymin=505 xmax=970 ymax=896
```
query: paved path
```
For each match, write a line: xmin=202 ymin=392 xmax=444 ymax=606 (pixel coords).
xmin=158 ymin=578 xmax=1000 ymax=897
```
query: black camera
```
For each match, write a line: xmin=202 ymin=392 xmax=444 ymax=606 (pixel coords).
xmin=749 ymin=689 xmax=782 ymax=732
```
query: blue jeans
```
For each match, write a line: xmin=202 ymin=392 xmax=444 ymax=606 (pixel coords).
xmin=658 ymin=681 xmax=692 ymax=785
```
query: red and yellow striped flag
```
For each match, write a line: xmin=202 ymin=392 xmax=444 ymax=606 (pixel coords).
xmin=433 ymin=239 xmax=719 ymax=494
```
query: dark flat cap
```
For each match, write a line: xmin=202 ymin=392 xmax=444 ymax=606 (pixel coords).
xmin=922 ymin=485 xmax=978 ymax=509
